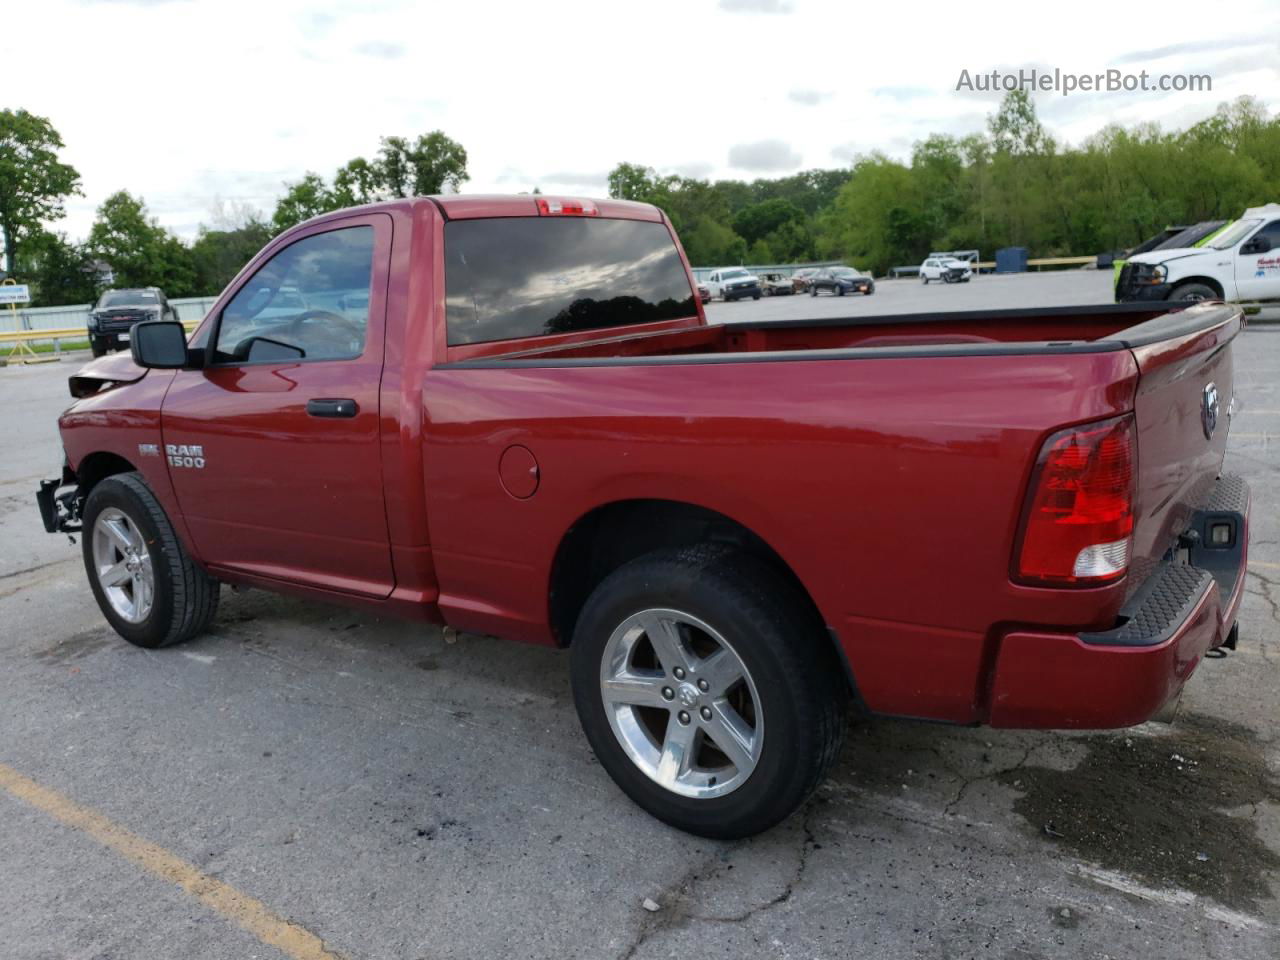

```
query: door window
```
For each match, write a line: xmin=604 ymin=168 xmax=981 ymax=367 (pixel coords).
xmin=214 ymin=226 xmax=374 ymax=364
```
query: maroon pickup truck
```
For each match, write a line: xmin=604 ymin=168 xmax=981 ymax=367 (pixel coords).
xmin=37 ymin=195 xmax=1249 ymax=839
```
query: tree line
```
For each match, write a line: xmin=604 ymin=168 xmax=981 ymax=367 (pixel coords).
xmin=4 ymin=91 xmax=1280 ymax=308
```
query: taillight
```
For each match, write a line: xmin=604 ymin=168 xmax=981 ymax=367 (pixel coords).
xmin=536 ymin=197 xmax=599 ymax=217
xmin=1014 ymin=415 xmax=1135 ymax=586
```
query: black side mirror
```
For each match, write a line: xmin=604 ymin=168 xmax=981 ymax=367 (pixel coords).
xmin=130 ymin=320 xmax=191 ymax=368
xmin=1242 ymin=235 xmax=1273 ymax=254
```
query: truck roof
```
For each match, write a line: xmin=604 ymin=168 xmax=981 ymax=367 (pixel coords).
xmin=294 ymin=194 xmax=664 ymax=229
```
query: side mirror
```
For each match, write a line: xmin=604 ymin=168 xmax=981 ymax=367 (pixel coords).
xmin=1242 ymin=235 xmax=1273 ymax=254
xmin=130 ymin=320 xmax=191 ymax=368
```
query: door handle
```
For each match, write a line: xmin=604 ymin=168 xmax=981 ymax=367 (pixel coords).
xmin=306 ymin=398 xmax=358 ymax=418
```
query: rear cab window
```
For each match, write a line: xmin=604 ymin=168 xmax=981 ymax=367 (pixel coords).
xmin=444 ymin=217 xmax=696 ymax=346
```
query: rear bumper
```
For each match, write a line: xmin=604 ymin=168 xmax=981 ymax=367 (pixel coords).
xmin=988 ymin=473 xmax=1249 ymax=728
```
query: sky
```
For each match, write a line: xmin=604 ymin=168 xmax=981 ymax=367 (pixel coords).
xmin=10 ymin=0 xmax=1280 ymax=242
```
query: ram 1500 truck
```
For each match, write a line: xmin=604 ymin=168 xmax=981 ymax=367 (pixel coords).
xmin=37 ymin=195 xmax=1250 ymax=839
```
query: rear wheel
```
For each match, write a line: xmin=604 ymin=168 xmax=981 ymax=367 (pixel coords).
xmin=82 ymin=472 xmax=219 ymax=648
xmin=570 ymin=545 xmax=848 ymax=839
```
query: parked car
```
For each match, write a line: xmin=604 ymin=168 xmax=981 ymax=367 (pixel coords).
xmin=1117 ymin=204 xmax=1280 ymax=309
xmin=790 ymin=267 xmax=821 ymax=293
xmin=758 ymin=272 xmax=795 ymax=296
xmin=704 ymin=267 xmax=761 ymax=301
xmin=808 ymin=267 xmax=874 ymax=296
xmin=920 ymin=257 xmax=972 ymax=283
xmin=87 ymin=288 xmax=179 ymax=357
xmin=38 ymin=194 xmax=1249 ymax=841
xmin=1108 ymin=220 xmax=1231 ymax=286
xmin=696 ymin=282 xmax=711 ymax=304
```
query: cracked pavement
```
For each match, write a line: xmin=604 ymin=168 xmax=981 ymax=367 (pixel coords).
xmin=1 ymin=295 xmax=1277 ymax=959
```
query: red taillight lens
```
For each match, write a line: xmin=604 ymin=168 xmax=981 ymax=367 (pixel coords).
xmin=536 ymin=197 xmax=599 ymax=217
xmin=1015 ymin=415 xmax=1135 ymax=586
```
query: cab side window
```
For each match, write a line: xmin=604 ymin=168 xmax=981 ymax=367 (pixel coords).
xmin=214 ymin=226 xmax=374 ymax=364
xmin=1255 ymin=221 xmax=1280 ymax=245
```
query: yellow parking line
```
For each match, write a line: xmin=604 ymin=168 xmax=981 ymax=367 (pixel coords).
xmin=0 ymin=762 xmax=345 ymax=960
xmin=1251 ymin=561 xmax=1280 ymax=571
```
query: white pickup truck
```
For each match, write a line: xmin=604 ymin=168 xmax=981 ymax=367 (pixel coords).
xmin=1117 ymin=203 xmax=1280 ymax=309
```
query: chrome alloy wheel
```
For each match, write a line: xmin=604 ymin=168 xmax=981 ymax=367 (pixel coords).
xmin=599 ymin=608 xmax=763 ymax=799
xmin=92 ymin=507 xmax=154 ymax=623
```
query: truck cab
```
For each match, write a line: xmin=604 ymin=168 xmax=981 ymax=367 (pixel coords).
xmin=1118 ymin=203 xmax=1280 ymax=309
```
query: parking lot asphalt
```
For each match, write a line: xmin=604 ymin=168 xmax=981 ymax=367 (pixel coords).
xmin=704 ymin=268 xmax=1117 ymax=323
xmin=1 ymin=273 xmax=1277 ymax=960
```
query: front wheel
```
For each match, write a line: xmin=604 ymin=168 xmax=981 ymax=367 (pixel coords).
xmin=90 ymin=337 xmax=108 ymax=358
xmin=570 ymin=545 xmax=849 ymax=839
xmin=82 ymin=472 xmax=220 ymax=648
xmin=921 ymin=275 xmax=928 ymax=284
xmin=1169 ymin=282 xmax=1217 ymax=302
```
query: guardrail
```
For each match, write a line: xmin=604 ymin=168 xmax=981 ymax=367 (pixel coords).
xmin=972 ymin=255 xmax=1097 ymax=271
xmin=1 ymin=319 xmax=202 ymax=364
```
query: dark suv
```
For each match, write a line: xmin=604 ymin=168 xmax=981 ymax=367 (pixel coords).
xmin=88 ymin=288 xmax=178 ymax=357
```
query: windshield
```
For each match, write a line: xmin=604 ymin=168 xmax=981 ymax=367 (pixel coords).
xmin=1209 ymin=219 xmax=1262 ymax=250
xmin=830 ymin=267 xmax=859 ymax=278
xmin=98 ymin=290 xmax=158 ymax=309
xmin=721 ymin=269 xmax=749 ymax=280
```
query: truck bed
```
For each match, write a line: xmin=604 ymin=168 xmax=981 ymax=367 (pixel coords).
xmin=450 ymin=302 xmax=1208 ymax=366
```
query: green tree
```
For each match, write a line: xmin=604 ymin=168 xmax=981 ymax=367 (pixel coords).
xmin=331 ymin=157 xmax=382 ymax=207
xmin=0 ymin=109 xmax=81 ymax=278
xmin=190 ymin=220 xmax=273 ymax=296
xmin=732 ymin=198 xmax=804 ymax=246
xmin=86 ymin=191 xmax=197 ymax=295
xmin=377 ymin=131 xmax=469 ymax=196
xmin=272 ymin=173 xmax=340 ymax=232
xmin=607 ymin=162 xmax=666 ymax=202
xmin=27 ymin=231 xmax=97 ymax=305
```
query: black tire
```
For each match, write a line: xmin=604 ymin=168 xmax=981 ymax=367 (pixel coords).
xmin=865 ymin=284 xmax=875 ymax=295
xmin=81 ymin=472 xmax=219 ymax=648
xmin=837 ymin=285 xmax=846 ymax=296
xmin=752 ymin=293 xmax=760 ymax=300
xmin=570 ymin=544 xmax=848 ymax=839
xmin=1169 ymin=282 xmax=1218 ymax=302
xmin=922 ymin=275 xmax=928 ymax=284
xmin=810 ymin=286 xmax=818 ymax=296
xmin=90 ymin=337 xmax=107 ymax=358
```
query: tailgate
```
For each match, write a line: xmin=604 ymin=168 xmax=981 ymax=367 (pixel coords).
xmin=1118 ymin=304 xmax=1242 ymax=592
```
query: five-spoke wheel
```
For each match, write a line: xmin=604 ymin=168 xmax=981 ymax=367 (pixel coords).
xmin=600 ymin=608 xmax=762 ymax=799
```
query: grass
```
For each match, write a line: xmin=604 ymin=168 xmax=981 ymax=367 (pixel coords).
xmin=0 ymin=339 xmax=90 ymax=363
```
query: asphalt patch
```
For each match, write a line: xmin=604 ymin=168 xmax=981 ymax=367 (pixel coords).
xmin=33 ymin=627 xmax=114 ymax=664
xmin=1000 ymin=713 xmax=1280 ymax=911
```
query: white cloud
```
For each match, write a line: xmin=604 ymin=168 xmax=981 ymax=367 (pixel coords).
xmin=788 ymin=89 xmax=831 ymax=106
xmin=719 ymin=0 xmax=794 ymax=12
xmin=354 ymin=40 xmax=405 ymax=58
xmin=15 ymin=0 xmax=1280 ymax=242
xmin=728 ymin=139 xmax=803 ymax=172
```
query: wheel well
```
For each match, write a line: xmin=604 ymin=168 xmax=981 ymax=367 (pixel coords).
xmin=1169 ymin=276 xmax=1224 ymax=299
xmin=548 ymin=499 xmax=824 ymax=649
xmin=75 ymin=452 xmax=137 ymax=495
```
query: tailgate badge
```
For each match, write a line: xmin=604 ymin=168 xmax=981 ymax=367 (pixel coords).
xmin=1201 ymin=383 xmax=1220 ymax=439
